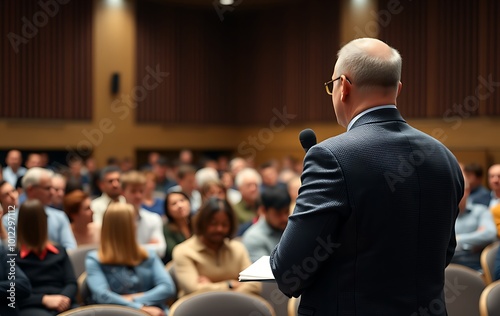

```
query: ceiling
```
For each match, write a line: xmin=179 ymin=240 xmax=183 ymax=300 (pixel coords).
xmin=143 ymin=0 xmax=300 ymax=9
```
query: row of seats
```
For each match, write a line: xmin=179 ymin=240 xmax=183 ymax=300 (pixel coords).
xmin=65 ymin=242 xmax=500 ymax=316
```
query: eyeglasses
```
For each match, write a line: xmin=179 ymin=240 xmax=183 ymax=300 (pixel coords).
xmin=324 ymin=76 xmax=352 ymax=95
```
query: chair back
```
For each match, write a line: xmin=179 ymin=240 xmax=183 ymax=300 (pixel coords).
xmin=480 ymin=280 xmax=500 ymax=316
xmin=76 ymin=272 xmax=92 ymax=306
xmin=445 ymin=263 xmax=485 ymax=316
xmin=169 ymin=291 xmax=275 ymax=316
xmin=481 ymin=241 xmax=500 ymax=285
xmin=57 ymin=304 xmax=149 ymax=316
xmin=287 ymin=296 xmax=301 ymax=316
xmin=261 ymin=282 xmax=289 ymax=316
xmin=68 ymin=245 xmax=98 ymax=278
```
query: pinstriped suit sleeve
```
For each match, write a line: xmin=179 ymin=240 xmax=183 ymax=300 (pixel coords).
xmin=270 ymin=145 xmax=351 ymax=298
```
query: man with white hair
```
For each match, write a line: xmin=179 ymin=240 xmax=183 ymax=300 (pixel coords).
xmin=21 ymin=167 xmax=77 ymax=249
xmin=233 ymin=168 xmax=262 ymax=226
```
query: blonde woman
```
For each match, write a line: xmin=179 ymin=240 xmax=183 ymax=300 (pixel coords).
xmin=16 ymin=199 xmax=77 ymax=316
xmin=85 ymin=203 xmax=175 ymax=316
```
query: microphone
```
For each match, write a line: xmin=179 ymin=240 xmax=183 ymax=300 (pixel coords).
xmin=299 ymin=128 xmax=317 ymax=153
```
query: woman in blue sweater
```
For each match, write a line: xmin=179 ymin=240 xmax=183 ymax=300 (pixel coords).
xmin=85 ymin=202 xmax=176 ymax=316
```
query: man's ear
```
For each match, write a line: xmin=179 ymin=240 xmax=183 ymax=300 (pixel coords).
xmin=397 ymin=81 xmax=403 ymax=97
xmin=340 ymin=75 xmax=351 ymax=102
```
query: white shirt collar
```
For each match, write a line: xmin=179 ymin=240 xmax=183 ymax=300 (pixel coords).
xmin=347 ymin=105 xmax=397 ymax=131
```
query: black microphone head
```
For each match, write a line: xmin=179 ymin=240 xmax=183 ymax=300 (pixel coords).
xmin=299 ymin=128 xmax=317 ymax=153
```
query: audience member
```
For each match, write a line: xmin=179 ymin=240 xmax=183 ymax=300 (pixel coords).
xmin=142 ymin=171 xmax=165 ymax=217
xmin=168 ymin=164 xmax=201 ymax=214
xmin=85 ymin=203 xmax=175 ymax=316
xmin=121 ymin=171 xmax=166 ymax=258
xmin=220 ymin=171 xmax=241 ymax=205
xmin=90 ymin=166 xmax=125 ymax=225
xmin=489 ymin=164 xmax=500 ymax=208
xmin=162 ymin=191 xmax=192 ymax=263
xmin=233 ymin=168 xmax=261 ymax=227
xmin=16 ymin=200 xmax=77 ymax=316
xmin=0 ymin=180 xmax=18 ymax=243
xmin=50 ymin=173 xmax=66 ymax=210
xmin=229 ymin=157 xmax=247 ymax=181
xmin=259 ymin=161 xmax=287 ymax=192
xmin=21 ymin=168 xmax=77 ymax=250
xmin=194 ymin=167 xmax=219 ymax=192
xmin=463 ymin=163 xmax=491 ymax=206
xmin=172 ymin=198 xmax=260 ymax=297
xmin=141 ymin=151 xmax=160 ymax=171
xmin=0 ymin=245 xmax=32 ymax=316
xmin=153 ymin=157 xmax=176 ymax=194
xmin=287 ymin=175 xmax=301 ymax=214
xmin=179 ymin=149 xmax=194 ymax=165
xmin=452 ymin=179 xmax=497 ymax=270
xmin=242 ymin=186 xmax=291 ymax=262
xmin=67 ymin=157 xmax=90 ymax=195
xmin=200 ymin=180 xmax=227 ymax=203
xmin=3 ymin=150 xmax=26 ymax=187
xmin=25 ymin=153 xmax=42 ymax=169
xmin=63 ymin=190 xmax=99 ymax=247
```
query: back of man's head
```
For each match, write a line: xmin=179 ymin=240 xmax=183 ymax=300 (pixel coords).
xmin=336 ymin=38 xmax=402 ymax=92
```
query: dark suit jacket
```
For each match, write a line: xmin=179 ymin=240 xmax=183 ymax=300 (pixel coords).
xmin=271 ymin=108 xmax=464 ymax=316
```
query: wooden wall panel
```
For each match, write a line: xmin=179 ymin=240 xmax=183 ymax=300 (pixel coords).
xmin=484 ymin=0 xmax=500 ymax=116
xmin=378 ymin=0 xmax=428 ymax=118
xmin=379 ymin=0 xmax=500 ymax=118
xmin=136 ymin=2 xmax=227 ymax=124
xmin=435 ymin=0 xmax=479 ymax=118
xmin=136 ymin=0 xmax=339 ymax=125
xmin=0 ymin=0 xmax=92 ymax=120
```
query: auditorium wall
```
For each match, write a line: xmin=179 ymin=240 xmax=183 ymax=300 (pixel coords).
xmin=0 ymin=0 xmax=498 ymax=171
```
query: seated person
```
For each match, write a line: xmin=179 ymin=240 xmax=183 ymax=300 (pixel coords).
xmin=172 ymin=198 xmax=260 ymax=297
xmin=142 ymin=171 xmax=165 ymax=218
xmin=5 ymin=168 xmax=77 ymax=250
xmin=452 ymin=179 xmax=497 ymax=271
xmin=163 ymin=191 xmax=192 ymax=264
xmin=242 ymin=186 xmax=291 ymax=262
xmin=16 ymin=200 xmax=77 ymax=316
xmin=85 ymin=203 xmax=176 ymax=316
xmin=0 ymin=245 xmax=32 ymax=316
xmin=63 ymin=190 xmax=100 ymax=246
xmin=121 ymin=171 xmax=166 ymax=258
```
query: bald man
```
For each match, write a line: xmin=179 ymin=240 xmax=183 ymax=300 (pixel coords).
xmin=488 ymin=164 xmax=500 ymax=208
xmin=271 ymin=38 xmax=464 ymax=316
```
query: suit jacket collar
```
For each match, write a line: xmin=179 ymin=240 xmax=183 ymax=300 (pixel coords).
xmin=349 ymin=107 xmax=406 ymax=130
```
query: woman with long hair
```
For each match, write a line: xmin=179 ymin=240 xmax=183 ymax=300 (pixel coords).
xmin=162 ymin=191 xmax=192 ymax=264
xmin=85 ymin=203 xmax=176 ymax=316
xmin=16 ymin=199 xmax=77 ymax=316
